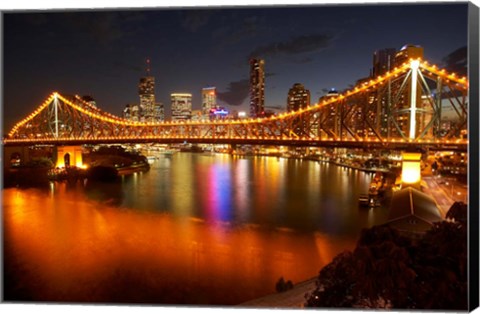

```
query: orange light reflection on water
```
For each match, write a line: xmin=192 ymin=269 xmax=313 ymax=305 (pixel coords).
xmin=3 ymin=187 xmax=345 ymax=304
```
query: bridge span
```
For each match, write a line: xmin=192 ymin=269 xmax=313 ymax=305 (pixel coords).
xmin=3 ymin=58 xmax=468 ymax=152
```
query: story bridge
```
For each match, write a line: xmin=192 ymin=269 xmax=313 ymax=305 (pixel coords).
xmin=3 ymin=59 xmax=468 ymax=152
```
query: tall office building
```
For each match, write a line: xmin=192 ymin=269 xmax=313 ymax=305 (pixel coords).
xmin=249 ymin=58 xmax=265 ymax=117
xmin=171 ymin=93 xmax=192 ymax=121
xmin=394 ymin=44 xmax=424 ymax=66
xmin=202 ymin=87 xmax=217 ymax=117
xmin=123 ymin=104 xmax=141 ymax=122
xmin=372 ymin=48 xmax=396 ymax=78
xmin=138 ymin=59 xmax=156 ymax=122
xmin=287 ymin=83 xmax=310 ymax=137
xmin=287 ymin=83 xmax=310 ymax=112
xmin=154 ymin=102 xmax=165 ymax=121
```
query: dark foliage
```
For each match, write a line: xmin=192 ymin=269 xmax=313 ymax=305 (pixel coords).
xmin=275 ymin=277 xmax=294 ymax=292
xmin=87 ymin=165 xmax=119 ymax=182
xmin=305 ymin=204 xmax=468 ymax=310
xmin=445 ymin=202 xmax=467 ymax=226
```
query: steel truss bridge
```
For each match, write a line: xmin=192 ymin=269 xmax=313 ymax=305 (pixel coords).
xmin=4 ymin=59 xmax=469 ymax=151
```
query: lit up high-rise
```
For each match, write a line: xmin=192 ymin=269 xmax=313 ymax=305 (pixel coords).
xmin=202 ymin=87 xmax=217 ymax=117
xmin=139 ymin=59 xmax=155 ymax=122
xmin=287 ymin=83 xmax=310 ymax=112
xmin=249 ymin=58 xmax=265 ymax=117
xmin=287 ymin=83 xmax=310 ymax=137
xmin=372 ymin=48 xmax=396 ymax=78
xmin=171 ymin=93 xmax=192 ymax=121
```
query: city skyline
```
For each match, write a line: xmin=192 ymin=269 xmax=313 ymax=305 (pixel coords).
xmin=2 ymin=2 xmax=476 ymax=310
xmin=3 ymin=3 xmax=468 ymax=132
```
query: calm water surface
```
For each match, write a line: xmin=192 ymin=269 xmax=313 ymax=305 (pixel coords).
xmin=3 ymin=153 xmax=389 ymax=305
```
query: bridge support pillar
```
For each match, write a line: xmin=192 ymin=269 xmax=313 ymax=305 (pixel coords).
xmin=55 ymin=146 xmax=84 ymax=168
xmin=3 ymin=145 xmax=32 ymax=169
xmin=401 ymin=152 xmax=421 ymax=190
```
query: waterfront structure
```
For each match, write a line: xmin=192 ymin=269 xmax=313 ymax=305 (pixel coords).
xmin=249 ymin=58 xmax=265 ymax=118
xmin=387 ymin=187 xmax=442 ymax=236
xmin=202 ymin=87 xmax=217 ymax=118
xmin=55 ymin=145 xmax=84 ymax=168
xmin=171 ymin=93 xmax=192 ymax=121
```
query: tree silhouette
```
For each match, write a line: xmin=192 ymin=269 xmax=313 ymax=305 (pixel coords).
xmin=305 ymin=207 xmax=468 ymax=310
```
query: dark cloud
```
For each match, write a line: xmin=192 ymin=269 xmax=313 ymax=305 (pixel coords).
xmin=180 ymin=10 xmax=213 ymax=32
xmin=442 ymin=46 xmax=467 ymax=77
xmin=248 ymin=33 xmax=333 ymax=60
xmin=44 ymin=12 xmax=147 ymax=47
xmin=217 ymin=78 xmax=250 ymax=106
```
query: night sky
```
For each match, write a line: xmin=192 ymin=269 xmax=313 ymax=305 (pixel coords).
xmin=2 ymin=2 xmax=468 ymax=133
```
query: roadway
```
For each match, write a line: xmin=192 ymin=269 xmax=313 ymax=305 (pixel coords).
xmin=422 ymin=175 xmax=468 ymax=217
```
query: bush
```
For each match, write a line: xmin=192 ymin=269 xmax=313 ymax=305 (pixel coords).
xmin=275 ymin=277 xmax=294 ymax=292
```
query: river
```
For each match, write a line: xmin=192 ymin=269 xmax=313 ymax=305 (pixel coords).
xmin=3 ymin=153 xmax=390 ymax=305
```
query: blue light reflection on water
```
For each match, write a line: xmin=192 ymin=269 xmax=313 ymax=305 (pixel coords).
xmin=113 ymin=153 xmax=388 ymax=234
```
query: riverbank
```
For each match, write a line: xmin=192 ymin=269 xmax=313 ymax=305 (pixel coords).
xmin=239 ymin=277 xmax=317 ymax=308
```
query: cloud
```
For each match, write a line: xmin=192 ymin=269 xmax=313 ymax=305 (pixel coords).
xmin=248 ymin=33 xmax=333 ymax=60
xmin=442 ymin=46 xmax=467 ymax=77
xmin=217 ymin=78 xmax=250 ymax=106
xmin=42 ymin=12 xmax=147 ymax=47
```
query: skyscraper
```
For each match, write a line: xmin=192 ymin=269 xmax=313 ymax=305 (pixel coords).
xmin=123 ymin=104 xmax=141 ymax=122
xmin=154 ymin=102 xmax=164 ymax=121
xmin=139 ymin=59 xmax=155 ymax=122
xmin=287 ymin=83 xmax=310 ymax=137
xmin=372 ymin=48 xmax=396 ymax=78
xmin=249 ymin=58 xmax=265 ymax=117
xmin=202 ymin=87 xmax=217 ymax=118
xmin=171 ymin=93 xmax=192 ymax=121
xmin=287 ymin=83 xmax=310 ymax=112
